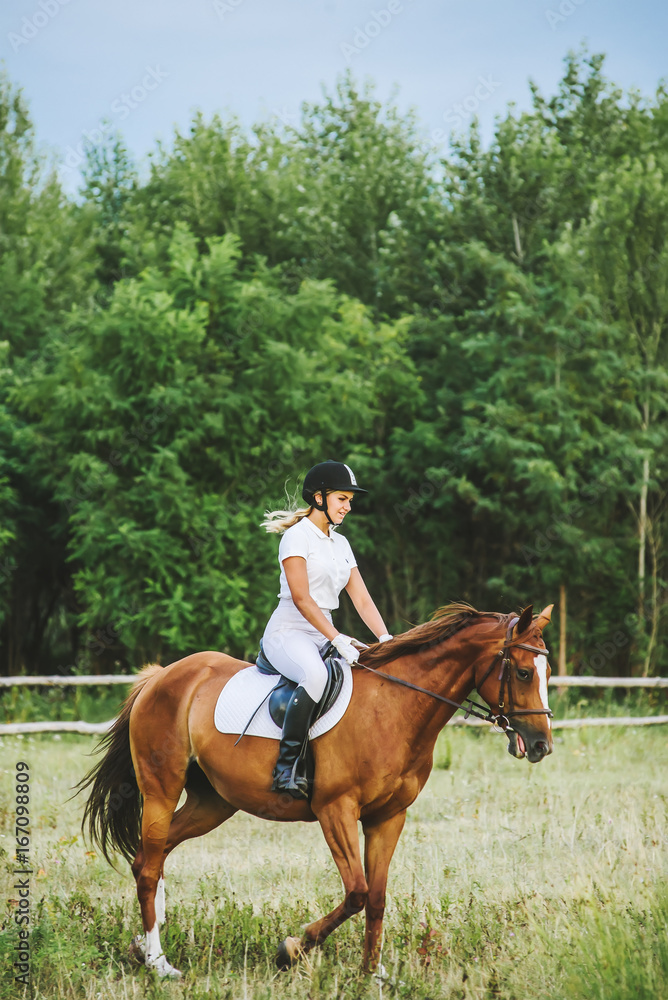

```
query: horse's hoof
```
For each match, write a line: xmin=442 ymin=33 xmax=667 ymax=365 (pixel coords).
xmin=146 ymin=953 xmax=182 ymax=979
xmin=275 ymin=936 xmax=303 ymax=969
xmin=129 ymin=935 xmax=145 ymax=963
xmin=131 ymin=936 xmax=181 ymax=979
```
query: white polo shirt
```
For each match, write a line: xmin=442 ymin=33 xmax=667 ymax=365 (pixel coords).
xmin=277 ymin=516 xmax=357 ymax=610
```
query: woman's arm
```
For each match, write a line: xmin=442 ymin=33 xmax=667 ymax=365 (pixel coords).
xmin=344 ymin=567 xmax=390 ymax=640
xmin=282 ymin=557 xmax=341 ymax=642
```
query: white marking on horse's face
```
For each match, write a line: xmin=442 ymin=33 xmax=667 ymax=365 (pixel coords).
xmin=534 ymin=654 xmax=550 ymax=728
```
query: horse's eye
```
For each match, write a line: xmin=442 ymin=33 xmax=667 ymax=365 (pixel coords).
xmin=517 ymin=668 xmax=532 ymax=682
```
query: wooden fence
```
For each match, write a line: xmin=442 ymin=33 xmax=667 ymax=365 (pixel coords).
xmin=0 ymin=673 xmax=666 ymax=735
xmin=1 ymin=673 xmax=667 ymax=688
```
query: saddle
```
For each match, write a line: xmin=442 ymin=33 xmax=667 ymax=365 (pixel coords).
xmin=256 ymin=639 xmax=345 ymax=729
xmin=249 ymin=640 xmax=346 ymax=801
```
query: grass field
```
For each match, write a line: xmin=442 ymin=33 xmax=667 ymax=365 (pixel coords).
xmin=1 ymin=723 xmax=667 ymax=999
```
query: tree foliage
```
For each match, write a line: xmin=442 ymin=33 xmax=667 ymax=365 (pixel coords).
xmin=1 ymin=53 xmax=667 ymax=677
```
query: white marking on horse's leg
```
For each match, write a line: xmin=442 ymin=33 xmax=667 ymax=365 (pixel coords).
xmin=534 ymin=654 xmax=551 ymax=728
xmin=145 ymin=922 xmax=181 ymax=979
xmin=155 ymin=876 xmax=165 ymax=925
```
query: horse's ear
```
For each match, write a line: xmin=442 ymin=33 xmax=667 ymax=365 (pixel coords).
xmin=513 ymin=605 xmax=533 ymax=637
xmin=534 ymin=604 xmax=553 ymax=631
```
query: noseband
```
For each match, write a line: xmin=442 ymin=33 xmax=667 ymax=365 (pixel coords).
xmin=357 ymin=616 xmax=553 ymax=731
xmin=473 ymin=616 xmax=554 ymax=730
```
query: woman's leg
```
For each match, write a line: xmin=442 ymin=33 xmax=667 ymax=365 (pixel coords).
xmin=262 ymin=630 xmax=329 ymax=702
xmin=262 ymin=630 xmax=329 ymax=798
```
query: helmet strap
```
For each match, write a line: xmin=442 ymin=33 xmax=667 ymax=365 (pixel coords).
xmin=314 ymin=489 xmax=336 ymax=526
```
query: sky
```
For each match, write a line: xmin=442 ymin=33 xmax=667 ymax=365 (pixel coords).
xmin=1 ymin=0 xmax=667 ymax=192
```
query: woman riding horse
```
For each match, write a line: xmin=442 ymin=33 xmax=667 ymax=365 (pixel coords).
xmin=261 ymin=460 xmax=392 ymax=798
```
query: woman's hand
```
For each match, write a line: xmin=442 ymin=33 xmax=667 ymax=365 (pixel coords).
xmin=331 ymin=633 xmax=360 ymax=665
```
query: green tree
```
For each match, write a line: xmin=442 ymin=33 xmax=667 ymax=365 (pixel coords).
xmin=79 ymin=129 xmax=138 ymax=288
xmin=581 ymin=150 xmax=668 ymax=674
xmin=15 ymin=224 xmax=417 ymax=668
xmin=0 ymin=73 xmax=97 ymax=673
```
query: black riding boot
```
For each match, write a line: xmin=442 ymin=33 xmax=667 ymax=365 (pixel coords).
xmin=271 ymin=686 xmax=318 ymax=800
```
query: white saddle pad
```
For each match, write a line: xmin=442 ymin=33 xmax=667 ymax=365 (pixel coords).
xmin=214 ymin=661 xmax=354 ymax=740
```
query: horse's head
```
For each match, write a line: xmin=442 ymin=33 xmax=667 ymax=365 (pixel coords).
xmin=476 ymin=604 xmax=554 ymax=764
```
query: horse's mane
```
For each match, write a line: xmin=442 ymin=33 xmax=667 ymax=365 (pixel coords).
xmin=358 ymin=602 xmax=507 ymax=670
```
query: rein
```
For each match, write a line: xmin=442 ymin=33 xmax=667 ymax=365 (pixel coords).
xmin=356 ymin=617 xmax=553 ymax=732
xmin=355 ymin=661 xmax=501 ymax=724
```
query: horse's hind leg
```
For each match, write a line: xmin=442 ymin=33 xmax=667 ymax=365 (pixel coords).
xmin=164 ymin=768 xmax=237 ymax=858
xmin=131 ymin=765 xmax=236 ymax=962
xmin=132 ymin=790 xmax=183 ymax=978
xmin=131 ymin=730 xmax=191 ymax=979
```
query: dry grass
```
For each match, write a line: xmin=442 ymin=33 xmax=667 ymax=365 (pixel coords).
xmin=1 ymin=723 xmax=667 ymax=998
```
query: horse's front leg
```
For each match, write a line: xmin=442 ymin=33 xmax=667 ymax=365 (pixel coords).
xmin=277 ymin=797 xmax=368 ymax=967
xmin=362 ymin=810 xmax=406 ymax=972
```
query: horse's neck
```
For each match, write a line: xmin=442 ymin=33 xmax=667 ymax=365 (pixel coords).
xmin=366 ymin=635 xmax=485 ymax=761
xmin=412 ymin=636 xmax=480 ymax=730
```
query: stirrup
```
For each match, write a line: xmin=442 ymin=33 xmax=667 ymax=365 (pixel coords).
xmin=271 ymin=761 xmax=309 ymax=799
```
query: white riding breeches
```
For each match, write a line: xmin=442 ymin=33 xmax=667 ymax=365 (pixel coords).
xmin=261 ymin=599 xmax=331 ymax=702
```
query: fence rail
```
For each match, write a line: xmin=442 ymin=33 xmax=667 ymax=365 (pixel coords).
xmin=0 ymin=674 xmax=136 ymax=687
xmin=1 ymin=673 xmax=667 ymax=688
xmin=549 ymin=675 xmax=668 ymax=688
xmin=0 ymin=674 xmax=666 ymax=736
xmin=1 ymin=714 xmax=667 ymax=736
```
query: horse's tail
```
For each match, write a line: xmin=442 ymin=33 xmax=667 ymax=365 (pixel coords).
xmin=76 ymin=663 xmax=163 ymax=867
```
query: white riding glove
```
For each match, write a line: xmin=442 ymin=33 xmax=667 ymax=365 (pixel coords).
xmin=378 ymin=633 xmax=393 ymax=643
xmin=331 ymin=633 xmax=359 ymax=665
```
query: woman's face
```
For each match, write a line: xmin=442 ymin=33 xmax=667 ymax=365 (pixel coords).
xmin=316 ymin=491 xmax=354 ymax=524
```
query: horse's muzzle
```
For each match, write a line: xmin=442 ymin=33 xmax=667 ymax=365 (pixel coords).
xmin=506 ymin=727 xmax=552 ymax=763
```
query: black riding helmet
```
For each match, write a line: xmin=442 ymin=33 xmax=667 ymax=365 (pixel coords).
xmin=302 ymin=461 xmax=368 ymax=525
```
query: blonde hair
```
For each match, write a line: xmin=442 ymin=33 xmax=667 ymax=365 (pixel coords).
xmin=261 ymin=505 xmax=313 ymax=534
xmin=261 ymin=480 xmax=315 ymax=533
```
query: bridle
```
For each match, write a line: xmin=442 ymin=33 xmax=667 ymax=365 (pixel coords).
xmin=474 ymin=615 xmax=553 ymax=729
xmin=356 ymin=616 xmax=553 ymax=732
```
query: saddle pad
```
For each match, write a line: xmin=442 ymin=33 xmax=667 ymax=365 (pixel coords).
xmin=214 ymin=661 xmax=354 ymax=740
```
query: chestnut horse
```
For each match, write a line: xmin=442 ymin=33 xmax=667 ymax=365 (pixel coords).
xmin=79 ymin=602 xmax=554 ymax=977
